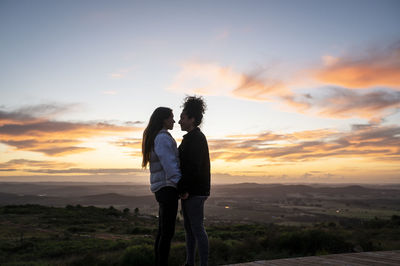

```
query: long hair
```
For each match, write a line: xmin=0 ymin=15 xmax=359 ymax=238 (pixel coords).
xmin=182 ymin=95 xmax=207 ymax=127
xmin=142 ymin=107 xmax=172 ymax=168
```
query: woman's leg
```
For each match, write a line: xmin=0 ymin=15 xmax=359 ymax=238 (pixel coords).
xmin=182 ymin=196 xmax=209 ymax=266
xmin=182 ymin=199 xmax=196 ymax=266
xmin=155 ymin=186 xmax=179 ymax=266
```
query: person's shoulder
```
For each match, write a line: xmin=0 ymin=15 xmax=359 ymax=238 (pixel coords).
xmin=194 ymin=128 xmax=207 ymax=141
xmin=155 ymin=130 xmax=172 ymax=142
xmin=196 ymin=127 xmax=205 ymax=135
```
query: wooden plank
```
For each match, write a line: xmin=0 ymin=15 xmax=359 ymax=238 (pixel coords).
xmin=360 ymin=250 xmax=400 ymax=262
xmin=225 ymin=250 xmax=400 ymax=266
xmin=341 ymin=252 xmax=400 ymax=265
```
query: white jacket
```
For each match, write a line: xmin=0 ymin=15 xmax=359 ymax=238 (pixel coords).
xmin=149 ymin=129 xmax=181 ymax=193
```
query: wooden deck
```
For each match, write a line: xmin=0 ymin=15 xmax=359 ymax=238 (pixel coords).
xmin=225 ymin=250 xmax=400 ymax=266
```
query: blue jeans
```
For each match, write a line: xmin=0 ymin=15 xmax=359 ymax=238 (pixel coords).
xmin=181 ymin=196 xmax=209 ymax=266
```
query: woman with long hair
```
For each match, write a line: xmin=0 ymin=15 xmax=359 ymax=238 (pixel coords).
xmin=142 ymin=107 xmax=181 ymax=266
xmin=178 ymin=96 xmax=210 ymax=266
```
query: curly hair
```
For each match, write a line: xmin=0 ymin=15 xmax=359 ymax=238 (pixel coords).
xmin=182 ymin=95 xmax=207 ymax=127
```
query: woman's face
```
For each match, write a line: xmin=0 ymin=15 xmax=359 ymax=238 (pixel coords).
xmin=179 ymin=111 xmax=195 ymax=132
xmin=163 ymin=113 xmax=175 ymax=130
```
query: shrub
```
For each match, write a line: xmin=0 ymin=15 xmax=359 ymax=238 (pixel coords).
xmin=120 ymin=244 xmax=153 ymax=266
xmin=209 ymin=238 xmax=232 ymax=265
xmin=168 ymin=243 xmax=186 ymax=266
xmin=277 ymin=229 xmax=352 ymax=255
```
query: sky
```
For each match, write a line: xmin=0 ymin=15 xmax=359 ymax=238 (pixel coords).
xmin=1 ymin=0 xmax=399 ymax=184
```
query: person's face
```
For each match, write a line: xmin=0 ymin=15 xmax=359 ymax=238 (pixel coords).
xmin=179 ymin=111 xmax=195 ymax=132
xmin=163 ymin=113 xmax=175 ymax=130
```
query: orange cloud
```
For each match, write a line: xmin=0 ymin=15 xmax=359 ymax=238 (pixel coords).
xmin=114 ymin=138 xmax=142 ymax=149
xmin=168 ymin=61 xmax=241 ymax=95
xmin=208 ymin=125 xmax=400 ymax=163
xmin=0 ymin=104 xmax=143 ymax=156
xmin=0 ymin=104 xmax=80 ymax=125
xmin=232 ymin=68 xmax=291 ymax=101
xmin=25 ymin=168 xmax=143 ymax=174
xmin=0 ymin=158 xmax=144 ymax=175
xmin=113 ymin=137 xmax=143 ymax=157
xmin=284 ymin=87 xmax=400 ymax=122
xmin=168 ymin=59 xmax=400 ymax=122
xmin=0 ymin=159 xmax=75 ymax=169
xmin=168 ymin=61 xmax=291 ymax=101
xmin=315 ymin=43 xmax=400 ymax=89
xmin=169 ymin=42 xmax=400 ymax=122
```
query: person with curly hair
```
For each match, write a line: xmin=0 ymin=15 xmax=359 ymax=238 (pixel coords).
xmin=178 ymin=96 xmax=210 ymax=266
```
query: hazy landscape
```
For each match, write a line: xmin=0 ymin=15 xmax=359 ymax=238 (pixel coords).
xmin=1 ymin=182 xmax=400 ymax=265
xmin=1 ymin=182 xmax=399 ymax=224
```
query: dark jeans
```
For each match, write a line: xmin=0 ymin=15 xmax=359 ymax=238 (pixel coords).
xmin=182 ymin=196 xmax=209 ymax=266
xmin=154 ymin=186 xmax=179 ymax=266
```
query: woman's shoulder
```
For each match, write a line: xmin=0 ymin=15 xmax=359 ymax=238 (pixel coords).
xmin=155 ymin=130 xmax=174 ymax=144
xmin=156 ymin=129 xmax=171 ymax=137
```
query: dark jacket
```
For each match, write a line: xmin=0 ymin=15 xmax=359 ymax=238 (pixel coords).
xmin=178 ymin=127 xmax=210 ymax=196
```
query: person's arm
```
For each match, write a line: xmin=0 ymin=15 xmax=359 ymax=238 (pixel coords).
xmin=177 ymin=160 xmax=190 ymax=195
xmin=189 ymin=134 xmax=208 ymax=181
xmin=177 ymin=140 xmax=190 ymax=195
xmin=154 ymin=133 xmax=181 ymax=185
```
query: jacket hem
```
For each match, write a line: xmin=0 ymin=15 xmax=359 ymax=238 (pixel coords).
xmin=151 ymin=183 xmax=178 ymax=193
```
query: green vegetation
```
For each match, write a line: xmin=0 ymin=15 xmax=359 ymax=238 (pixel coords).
xmin=0 ymin=204 xmax=399 ymax=265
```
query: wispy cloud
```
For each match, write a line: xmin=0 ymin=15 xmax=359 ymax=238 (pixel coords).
xmin=109 ymin=73 xmax=124 ymax=79
xmin=215 ymin=29 xmax=230 ymax=40
xmin=102 ymin=90 xmax=118 ymax=95
xmin=124 ymin=121 xmax=144 ymax=126
xmin=232 ymin=67 xmax=292 ymax=101
xmin=114 ymin=137 xmax=143 ymax=157
xmin=0 ymin=158 xmax=144 ymax=175
xmin=1 ymin=139 xmax=92 ymax=156
xmin=0 ymin=159 xmax=75 ymax=169
xmin=24 ymin=168 xmax=144 ymax=174
xmin=169 ymin=41 xmax=400 ymax=121
xmin=315 ymin=42 xmax=400 ymax=89
xmin=284 ymin=87 xmax=400 ymax=122
xmin=168 ymin=61 xmax=241 ymax=96
xmin=0 ymin=103 xmax=79 ymax=125
xmin=114 ymin=138 xmax=142 ymax=149
xmin=208 ymin=125 xmax=400 ymax=162
xmin=0 ymin=104 xmax=143 ymax=156
xmin=108 ymin=67 xmax=133 ymax=79
xmin=168 ymin=61 xmax=291 ymax=100
xmin=0 ymin=159 xmax=144 ymax=175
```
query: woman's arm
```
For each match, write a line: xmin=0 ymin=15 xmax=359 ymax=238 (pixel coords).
xmin=154 ymin=133 xmax=181 ymax=185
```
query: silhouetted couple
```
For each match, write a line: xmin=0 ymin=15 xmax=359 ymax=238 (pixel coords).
xmin=142 ymin=96 xmax=210 ymax=266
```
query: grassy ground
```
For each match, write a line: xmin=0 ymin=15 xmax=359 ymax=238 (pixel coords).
xmin=0 ymin=204 xmax=399 ymax=265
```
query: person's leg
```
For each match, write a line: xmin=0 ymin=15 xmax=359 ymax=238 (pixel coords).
xmin=182 ymin=199 xmax=196 ymax=266
xmin=154 ymin=207 xmax=162 ymax=265
xmin=155 ymin=187 xmax=179 ymax=266
xmin=183 ymin=196 xmax=209 ymax=266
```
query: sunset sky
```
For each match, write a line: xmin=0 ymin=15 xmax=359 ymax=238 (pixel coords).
xmin=1 ymin=0 xmax=399 ymax=184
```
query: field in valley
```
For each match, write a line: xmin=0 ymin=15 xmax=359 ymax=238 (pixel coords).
xmin=0 ymin=182 xmax=399 ymax=265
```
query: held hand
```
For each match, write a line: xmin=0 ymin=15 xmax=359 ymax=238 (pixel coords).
xmin=180 ymin=192 xmax=189 ymax=200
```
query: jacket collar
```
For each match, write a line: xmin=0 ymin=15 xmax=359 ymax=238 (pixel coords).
xmin=183 ymin=127 xmax=200 ymax=138
xmin=158 ymin=128 xmax=171 ymax=136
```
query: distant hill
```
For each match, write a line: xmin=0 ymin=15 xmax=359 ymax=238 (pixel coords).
xmin=1 ymin=182 xmax=399 ymax=224
xmin=212 ymin=183 xmax=400 ymax=198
